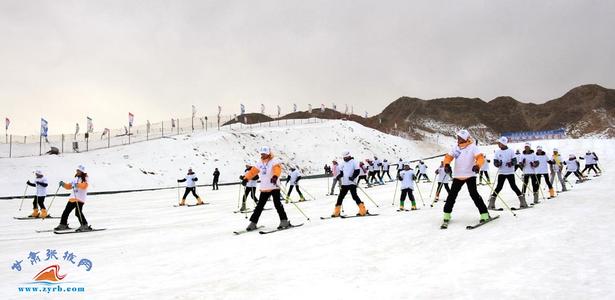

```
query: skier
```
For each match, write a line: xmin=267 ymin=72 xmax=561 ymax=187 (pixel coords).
xmin=285 ymin=166 xmax=305 ymax=202
xmin=396 ymin=158 xmax=404 ymax=177
xmin=26 ymin=170 xmax=49 ymax=218
xmin=373 ymin=156 xmax=384 ymax=184
xmin=434 ymin=162 xmax=451 ymax=203
xmin=488 ymin=137 xmax=527 ymax=210
xmin=381 ymin=159 xmax=393 ymax=181
xmin=549 ymin=148 xmax=567 ymax=192
xmin=514 ymin=149 xmax=522 ymax=172
xmin=243 ymin=146 xmax=292 ymax=231
xmin=177 ymin=168 xmax=203 ymax=206
xmin=329 ymin=160 xmax=340 ymax=195
xmin=366 ymin=159 xmax=378 ymax=186
xmin=398 ymin=162 xmax=417 ymax=210
xmin=580 ymin=150 xmax=601 ymax=176
xmin=519 ymin=143 xmax=540 ymax=204
xmin=331 ymin=150 xmax=368 ymax=217
xmin=212 ymin=168 xmax=220 ymax=190
xmin=535 ymin=146 xmax=556 ymax=198
xmin=478 ymin=158 xmax=491 ymax=185
xmin=563 ymin=154 xmax=586 ymax=183
xmin=440 ymin=130 xmax=491 ymax=229
xmin=415 ymin=161 xmax=430 ymax=182
xmin=239 ymin=163 xmax=258 ymax=212
xmin=357 ymin=161 xmax=369 ymax=187
xmin=54 ymin=165 xmax=91 ymax=231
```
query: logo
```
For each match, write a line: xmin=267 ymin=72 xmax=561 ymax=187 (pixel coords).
xmin=10 ymin=249 xmax=94 ymax=294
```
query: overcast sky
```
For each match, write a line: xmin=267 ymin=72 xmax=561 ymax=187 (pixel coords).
xmin=1 ymin=0 xmax=614 ymax=135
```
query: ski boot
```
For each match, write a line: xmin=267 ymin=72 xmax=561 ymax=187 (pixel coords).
xmin=518 ymin=195 xmax=529 ymax=208
xmin=357 ymin=203 xmax=367 ymax=216
xmin=246 ymin=222 xmax=258 ymax=231
xmin=331 ymin=205 xmax=341 ymax=218
xmin=487 ymin=195 xmax=497 ymax=210
xmin=533 ymin=192 xmax=540 ymax=204
xmin=196 ymin=197 xmax=204 ymax=205
xmin=30 ymin=208 xmax=40 ymax=218
xmin=278 ymin=220 xmax=291 ymax=230
xmin=440 ymin=213 xmax=451 ymax=229
xmin=179 ymin=198 xmax=186 ymax=206
xmin=479 ymin=213 xmax=491 ymax=224
xmin=40 ymin=209 xmax=48 ymax=218
xmin=54 ymin=224 xmax=69 ymax=231
xmin=76 ymin=224 xmax=93 ymax=232
xmin=240 ymin=202 xmax=248 ymax=212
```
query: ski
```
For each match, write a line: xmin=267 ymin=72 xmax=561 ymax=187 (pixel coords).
xmin=259 ymin=223 xmax=304 ymax=234
xmin=233 ymin=226 xmax=265 ymax=235
xmin=488 ymin=208 xmax=504 ymax=211
xmin=187 ymin=203 xmax=210 ymax=207
xmin=510 ymin=205 xmax=534 ymax=211
xmin=54 ymin=228 xmax=107 ymax=234
xmin=36 ymin=228 xmax=73 ymax=233
xmin=440 ymin=221 xmax=449 ymax=229
xmin=320 ymin=216 xmax=345 ymax=220
xmin=290 ymin=200 xmax=313 ymax=204
xmin=466 ymin=215 xmax=500 ymax=230
xmin=14 ymin=216 xmax=60 ymax=220
xmin=396 ymin=208 xmax=419 ymax=212
xmin=233 ymin=208 xmax=272 ymax=214
xmin=340 ymin=213 xmax=379 ymax=219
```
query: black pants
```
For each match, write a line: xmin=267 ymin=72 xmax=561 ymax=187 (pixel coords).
xmin=491 ymin=174 xmax=522 ymax=197
xmin=382 ymin=170 xmax=392 ymax=180
xmin=182 ymin=187 xmax=199 ymax=199
xmin=357 ymin=175 xmax=368 ymax=186
xmin=417 ymin=173 xmax=430 ymax=181
xmin=443 ymin=177 xmax=488 ymax=214
xmin=436 ymin=182 xmax=450 ymax=195
xmin=522 ymin=174 xmax=539 ymax=194
xmin=479 ymin=171 xmax=490 ymax=183
xmin=400 ymin=188 xmax=415 ymax=204
xmin=536 ymin=173 xmax=553 ymax=189
xmin=32 ymin=196 xmax=46 ymax=210
xmin=249 ymin=189 xmax=288 ymax=223
xmin=377 ymin=170 xmax=383 ymax=180
xmin=581 ymin=164 xmax=599 ymax=175
xmin=335 ymin=185 xmax=363 ymax=206
xmin=60 ymin=201 xmax=87 ymax=226
xmin=212 ymin=179 xmax=219 ymax=190
xmin=564 ymin=171 xmax=583 ymax=181
xmin=368 ymin=172 xmax=378 ymax=183
xmin=243 ymin=187 xmax=257 ymax=203
xmin=287 ymin=185 xmax=304 ymax=198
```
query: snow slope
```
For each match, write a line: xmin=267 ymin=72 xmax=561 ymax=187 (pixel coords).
xmin=0 ymin=126 xmax=614 ymax=299
xmin=0 ymin=120 xmax=445 ymax=197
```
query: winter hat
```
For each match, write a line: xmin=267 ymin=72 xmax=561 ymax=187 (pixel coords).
xmin=537 ymin=145 xmax=543 ymax=150
xmin=497 ymin=136 xmax=508 ymax=145
xmin=553 ymin=148 xmax=559 ymax=152
xmin=342 ymin=150 xmax=351 ymax=157
xmin=77 ymin=165 xmax=86 ymax=173
xmin=259 ymin=146 xmax=271 ymax=155
xmin=524 ymin=142 xmax=531 ymax=147
xmin=569 ymin=154 xmax=575 ymax=159
xmin=34 ymin=170 xmax=43 ymax=176
xmin=456 ymin=129 xmax=470 ymax=140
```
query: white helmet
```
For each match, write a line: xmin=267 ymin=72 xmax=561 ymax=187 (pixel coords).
xmin=457 ymin=129 xmax=470 ymax=140
xmin=259 ymin=146 xmax=271 ymax=155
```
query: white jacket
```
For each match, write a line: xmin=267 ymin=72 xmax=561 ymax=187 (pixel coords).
xmin=520 ymin=151 xmax=537 ymax=174
xmin=340 ymin=159 xmax=360 ymax=186
xmin=446 ymin=142 xmax=482 ymax=178
xmin=399 ymin=170 xmax=415 ymax=190
xmin=436 ymin=167 xmax=450 ymax=183
xmin=288 ymin=169 xmax=302 ymax=186
xmin=494 ymin=148 xmax=516 ymax=175
xmin=33 ymin=177 xmax=48 ymax=197
xmin=535 ymin=153 xmax=550 ymax=174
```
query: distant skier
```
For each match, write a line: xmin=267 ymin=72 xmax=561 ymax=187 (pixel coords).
xmin=177 ymin=168 xmax=204 ymax=206
xmin=398 ymin=162 xmax=417 ymax=211
xmin=212 ymin=168 xmax=220 ymax=190
xmin=434 ymin=162 xmax=451 ymax=203
xmin=549 ymin=148 xmax=567 ymax=192
xmin=329 ymin=160 xmax=340 ymax=195
xmin=520 ymin=143 xmax=540 ymax=204
xmin=285 ymin=166 xmax=305 ymax=202
xmin=239 ymin=163 xmax=258 ymax=212
xmin=396 ymin=158 xmax=404 ymax=177
xmin=331 ymin=150 xmax=368 ymax=217
xmin=381 ymin=159 xmax=392 ymax=181
xmin=488 ymin=137 xmax=527 ymax=210
xmin=54 ymin=165 xmax=91 ymax=232
xmin=563 ymin=154 xmax=587 ymax=183
xmin=357 ymin=161 xmax=369 ymax=187
xmin=580 ymin=150 xmax=601 ymax=176
xmin=478 ymin=158 xmax=491 ymax=185
xmin=366 ymin=159 xmax=378 ymax=186
xmin=440 ymin=130 xmax=491 ymax=229
xmin=514 ymin=149 xmax=522 ymax=172
xmin=242 ymin=146 xmax=292 ymax=231
xmin=415 ymin=161 xmax=430 ymax=182
xmin=26 ymin=170 xmax=49 ymax=218
xmin=373 ymin=156 xmax=384 ymax=184
xmin=535 ymin=146 xmax=556 ymax=198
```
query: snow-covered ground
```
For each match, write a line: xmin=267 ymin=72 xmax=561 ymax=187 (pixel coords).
xmin=1 ymin=121 xmax=614 ymax=299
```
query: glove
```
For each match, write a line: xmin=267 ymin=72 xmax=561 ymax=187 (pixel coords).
xmin=270 ymin=175 xmax=278 ymax=184
xmin=177 ymin=179 xmax=182 ymax=183
xmin=27 ymin=180 xmax=32 ymax=185
xmin=59 ymin=181 xmax=65 ymax=187
xmin=444 ymin=164 xmax=452 ymax=175
xmin=336 ymin=174 xmax=342 ymax=180
xmin=505 ymin=162 xmax=512 ymax=167
xmin=239 ymin=175 xmax=244 ymax=180
xmin=241 ymin=179 xmax=248 ymax=186
xmin=472 ymin=165 xmax=480 ymax=173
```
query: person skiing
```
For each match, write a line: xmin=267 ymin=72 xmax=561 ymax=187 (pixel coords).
xmin=514 ymin=149 xmax=522 ymax=172
xmin=535 ymin=145 xmax=555 ymax=198
xmin=488 ymin=137 xmax=527 ymax=210
xmin=357 ymin=161 xmax=369 ymax=187
xmin=580 ymin=150 xmax=601 ymax=176
xmin=329 ymin=160 xmax=341 ymax=195
xmin=212 ymin=168 xmax=220 ymax=190
xmin=563 ymin=154 xmax=586 ymax=183
xmin=549 ymin=148 xmax=567 ymax=192
xmin=239 ymin=163 xmax=258 ymax=212
xmin=519 ymin=142 xmax=540 ymax=204
xmin=396 ymin=158 xmax=404 ymax=177
xmin=440 ymin=129 xmax=491 ymax=229
xmin=54 ymin=165 xmax=91 ymax=231
xmin=177 ymin=168 xmax=203 ymax=206
xmin=479 ymin=157 xmax=491 ymax=185
xmin=242 ymin=146 xmax=292 ymax=231
xmin=434 ymin=161 xmax=451 ymax=203
xmin=26 ymin=170 xmax=49 ymax=218
xmin=398 ymin=162 xmax=417 ymax=211
xmin=366 ymin=159 xmax=378 ymax=186
xmin=381 ymin=159 xmax=393 ymax=181
xmin=415 ymin=161 xmax=430 ymax=182
xmin=331 ymin=150 xmax=369 ymax=217
xmin=285 ymin=166 xmax=305 ymax=202
xmin=373 ymin=156 xmax=384 ymax=184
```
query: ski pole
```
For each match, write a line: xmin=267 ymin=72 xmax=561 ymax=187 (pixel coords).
xmin=300 ymin=186 xmax=317 ymax=201
xmin=18 ymin=185 xmax=28 ymax=211
xmin=391 ymin=176 xmax=399 ymax=206
xmin=44 ymin=185 xmax=61 ymax=220
xmin=414 ymin=181 xmax=425 ymax=207
xmin=279 ymin=184 xmax=309 ymax=221
xmin=326 ymin=176 xmax=330 ymax=196
xmin=484 ymin=170 xmax=516 ymax=217
xmin=428 ymin=176 xmax=437 ymax=198
xmin=177 ymin=182 xmax=182 ymax=205
xmin=357 ymin=186 xmax=380 ymax=208
xmin=75 ymin=200 xmax=84 ymax=225
xmin=237 ymin=182 xmax=242 ymax=209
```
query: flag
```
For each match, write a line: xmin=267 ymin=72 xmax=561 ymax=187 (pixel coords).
xmin=75 ymin=123 xmax=80 ymax=135
xmin=103 ymin=128 xmax=110 ymax=136
xmin=345 ymin=104 xmax=348 ymax=115
xmin=128 ymin=112 xmax=134 ymax=127
xmin=218 ymin=106 xmax=222 ymax=117
xmin=260 ymin=104 xmax=265 ymax=114
xmin=4 ymin=117 xmax=9 ymax=130
xmin=192 ymin=105 xmax=197 ymax=118
xmin=40 ymin=118 xmax=48 ymax=137
xmin=364 ymin=111 xmax=368 ymax=118
xmin=277 ymin=105 xmax=281 ymax=117
xmin=320 ymin=104 xmax=325 ymax=113
xmin=240 ymin=104 xmax=245 ymax=115
xmin=293 ymin=104 xmax=297 ymax=113
xmin=87 ymin=117 xmax=93 ymax=133
xmin=308 ymin=104 xmax=312 ymax=112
